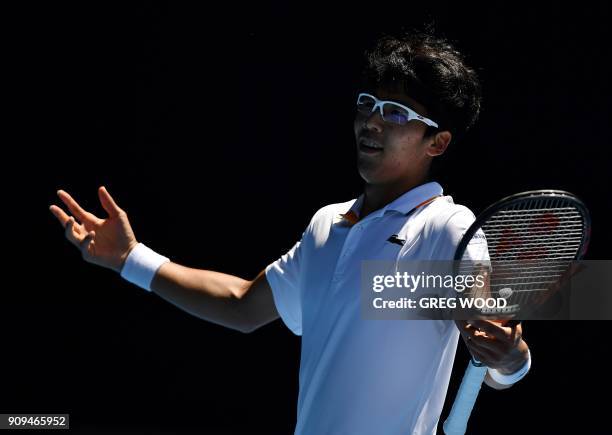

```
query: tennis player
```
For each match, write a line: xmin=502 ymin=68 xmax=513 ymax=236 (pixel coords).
xmin=50 ymin=31 xmax=531 ymax=434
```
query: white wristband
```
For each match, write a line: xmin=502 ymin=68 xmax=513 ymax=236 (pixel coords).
xmin=488 ymin=349 xmax=531 ymax=385
xmin=120 ymin=243 xmax=170 ymax=292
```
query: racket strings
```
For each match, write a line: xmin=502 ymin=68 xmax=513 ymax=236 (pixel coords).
xmin=460 ymin=195 xmax=587 ymax=315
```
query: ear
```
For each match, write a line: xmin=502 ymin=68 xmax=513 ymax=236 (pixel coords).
xmin=426 ymin=131 xmax=452 ymax=157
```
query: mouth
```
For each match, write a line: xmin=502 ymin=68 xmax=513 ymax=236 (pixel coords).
xmin=358 ymin=138 xmax=384 ymax=154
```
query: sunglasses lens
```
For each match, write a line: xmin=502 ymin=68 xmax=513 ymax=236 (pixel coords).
xmin=382 ymin=103 xmax=410 ymax=125
xmin=357 ymin=95 xmax=376 ymax=112
xmin=356 ymin=94 xmax=415 ymax=125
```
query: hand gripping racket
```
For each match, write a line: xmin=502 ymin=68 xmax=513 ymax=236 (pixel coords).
xmin=442 ymin=190 xmax=590 ymax=435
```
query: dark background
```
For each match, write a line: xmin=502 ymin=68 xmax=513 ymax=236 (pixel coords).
xmin=4 ymin=1 xmax=611 ymax=434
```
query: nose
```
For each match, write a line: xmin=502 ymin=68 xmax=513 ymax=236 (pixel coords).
xmin=362 ymin=108 xmax=384 ymax=133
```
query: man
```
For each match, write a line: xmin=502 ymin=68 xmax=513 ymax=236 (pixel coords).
xmin=50 ymin=31 xmax=530 ymax=434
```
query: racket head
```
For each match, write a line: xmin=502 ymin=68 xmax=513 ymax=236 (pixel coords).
xmin=453 ymin=190 xmax=591 ymax=321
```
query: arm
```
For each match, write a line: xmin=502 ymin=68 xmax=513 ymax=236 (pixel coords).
xmin=50 ymin=186 xmax=279 ymax=334
xmin=151 ymin=265 xmax=279 ymax=333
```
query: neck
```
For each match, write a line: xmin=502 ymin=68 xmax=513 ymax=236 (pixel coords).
xmin=360 ymin=175 xmax=429 ymax=219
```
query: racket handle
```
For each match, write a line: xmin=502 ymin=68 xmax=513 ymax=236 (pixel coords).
xmin=443 ymin=359 xmax=488 ymax=435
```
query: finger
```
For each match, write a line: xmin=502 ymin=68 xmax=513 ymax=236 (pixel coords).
xmin=472 ymin=319 xmax=523 ymax=340
xmin=466 ymin=329 xmax=505 ymax=354
xmin=64 ymin=216 xmax=79 ymax=246
xmin=458 ymin=321 xmax=478 ymax=340
xmin=80 ymin=231 xmax=95 ymax=257
xmin=64 ymin=216 xmax=83 ymax=248
xmin=468 ymin=320 xmax=511 ymax=341
xmin=460 ymin=321 xmax=487 ymax=336
xmin=462 ymin=324 xmax=494 ymax=345
xmin=57 ymin=190 xmax=100 ymax=224
xmin=98 ymin=186 xmax=123 ymax=217
xmin=461 ymin=322 xmax=504 ymax=352
xmin=464 ymin=332 xmax=499 ymax=360
xmin=457 ymin=321 xmax=476 ymax=341
xmin=49 ymin=204 xmax=71 ymax=227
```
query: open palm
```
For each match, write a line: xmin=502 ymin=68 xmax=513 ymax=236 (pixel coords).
xmin=49 ymin=186 xmax=138 ymax=272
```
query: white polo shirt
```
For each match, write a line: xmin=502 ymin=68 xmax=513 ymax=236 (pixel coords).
xmin=265 ymin=182 xmax=479 ymax=435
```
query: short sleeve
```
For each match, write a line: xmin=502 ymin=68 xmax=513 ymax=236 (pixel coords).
xmin=431 ymin=208 xmax=492 ymax=307
xmin=430 ymin=207 xmax=481 ymax=261
xmin=448 ymin=210 xmax=490 ymax=263
xmin=265 ymin=232 xmax=306 ymax=336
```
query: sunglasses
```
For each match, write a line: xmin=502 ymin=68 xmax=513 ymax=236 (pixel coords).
xmin=356 ymin=93 xmax=439 ymax=128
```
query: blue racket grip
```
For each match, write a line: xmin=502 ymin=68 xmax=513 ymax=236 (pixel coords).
xmin=443 ymin=359 xmax=488 ymax=435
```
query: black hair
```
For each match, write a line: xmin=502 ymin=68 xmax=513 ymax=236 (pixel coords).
xmin=360 ymin=30 xmax=482 ymax=141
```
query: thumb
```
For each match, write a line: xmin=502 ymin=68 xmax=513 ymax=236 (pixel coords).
xmin=98 ymin=186 xmax=123 ymax=217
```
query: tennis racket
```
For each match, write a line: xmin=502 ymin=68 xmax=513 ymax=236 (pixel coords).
xmin=442 ymin=190 xmax=591 ymax=435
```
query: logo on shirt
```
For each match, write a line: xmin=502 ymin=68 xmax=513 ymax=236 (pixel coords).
xmin=387 ymin=234 xmax=406 ymax=246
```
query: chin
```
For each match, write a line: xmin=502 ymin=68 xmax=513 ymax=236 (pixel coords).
xmin=357 ymin=168 xmax=383 ymax=185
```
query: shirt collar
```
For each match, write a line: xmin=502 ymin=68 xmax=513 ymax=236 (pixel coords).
xmin=339 ymin=181 xmax=443 ymax=225
xmin=384 ymin=181 xmax=444 ymax=215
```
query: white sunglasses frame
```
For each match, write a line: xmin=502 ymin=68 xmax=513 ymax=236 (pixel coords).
xmin=356 ymin=92 xmax=439 ymax=128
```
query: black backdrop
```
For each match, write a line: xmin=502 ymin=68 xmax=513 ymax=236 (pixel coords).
xmin=4 ymin=1 xmax=612 ymax=434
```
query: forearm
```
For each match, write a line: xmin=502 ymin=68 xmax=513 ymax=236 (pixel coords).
xmin=150 ymin=262 xmax=252 ymax=333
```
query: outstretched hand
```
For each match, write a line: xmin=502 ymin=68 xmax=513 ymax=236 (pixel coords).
xmin=49 ymin=186 xmax=138 ymax=273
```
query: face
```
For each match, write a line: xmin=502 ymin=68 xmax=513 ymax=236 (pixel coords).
xmin=353 ymin=84 xmax=438 ymax=186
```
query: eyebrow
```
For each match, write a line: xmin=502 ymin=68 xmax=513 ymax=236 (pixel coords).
xmin=360 ymin=90 xmax=426 ymax=116
xmin=378 ymin=94 xmax=419 ymax=112
xmin=362 ymin=90 xmax=412 ymax=109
